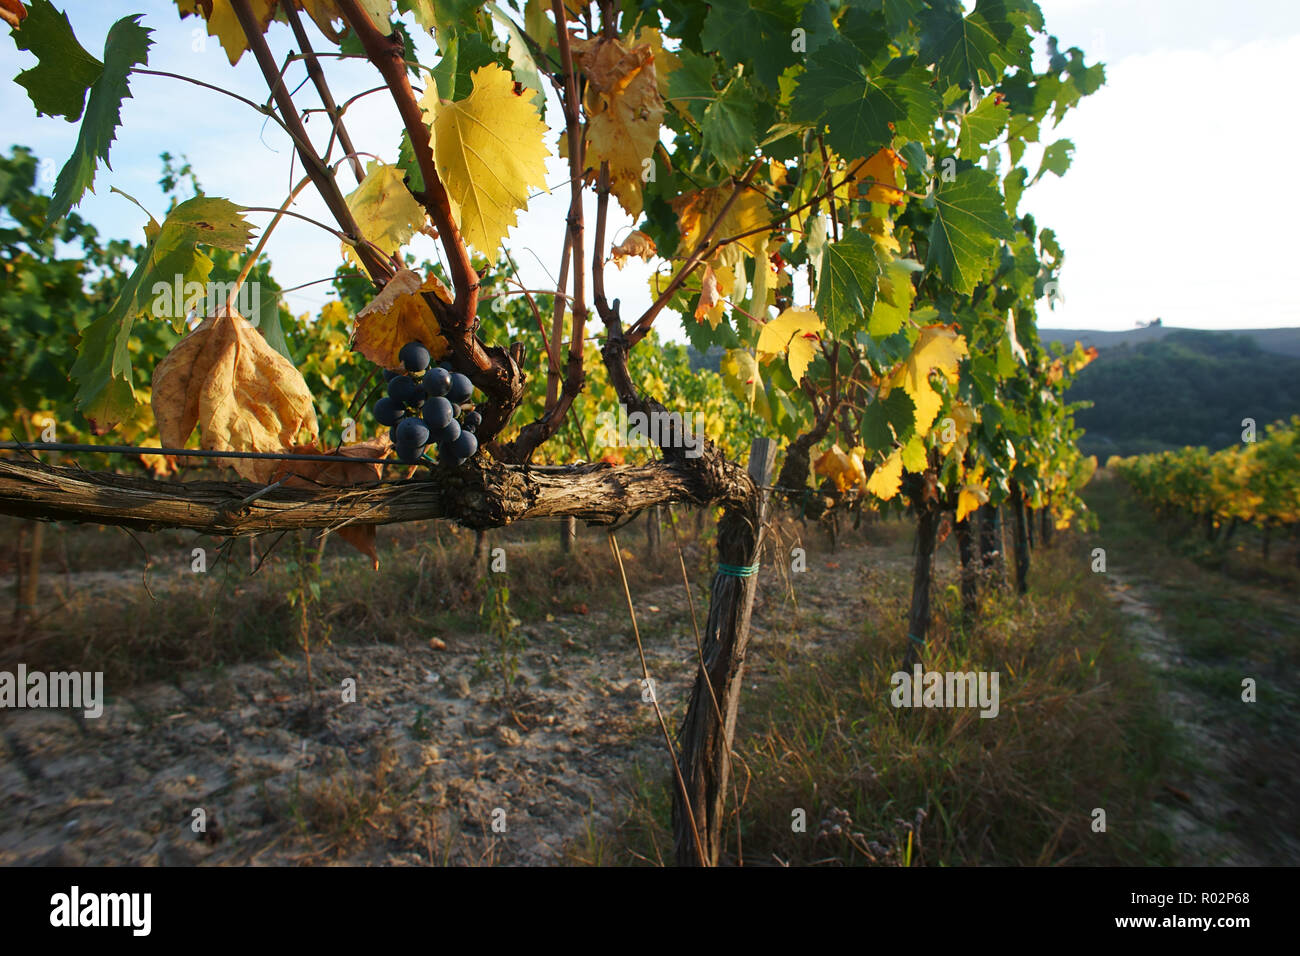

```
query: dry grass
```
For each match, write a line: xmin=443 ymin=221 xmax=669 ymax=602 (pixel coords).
xmin=1 ymin=507 xmax=719 ymax=691
xmin=596 ymin=522 xmax=1179 ymax=866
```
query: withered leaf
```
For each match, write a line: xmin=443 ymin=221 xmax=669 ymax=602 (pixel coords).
xmin=151 ymin=307 xmax=318 ymax=483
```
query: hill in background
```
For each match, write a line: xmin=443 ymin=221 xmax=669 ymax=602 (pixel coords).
xmin=690 ymin=327 xmax=1300 ymax=459
xmin=1057 ymin=329 xmax=1300 ymax=457
xmin=1039 ymin=324 xmax=1300 ymax=359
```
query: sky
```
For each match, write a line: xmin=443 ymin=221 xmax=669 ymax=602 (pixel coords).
xmin=1 ymin=0 xmax=1298 ymax=338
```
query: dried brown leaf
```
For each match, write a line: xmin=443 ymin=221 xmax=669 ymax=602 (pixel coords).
xmin=150 ymin=308 xmax=318 ymax=483
xmin=352 ymin=270 xmax=451 ymax=371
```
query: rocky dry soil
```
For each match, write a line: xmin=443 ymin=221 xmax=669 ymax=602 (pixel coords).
xmin=0 ymin=535 xmax=878 ymax=866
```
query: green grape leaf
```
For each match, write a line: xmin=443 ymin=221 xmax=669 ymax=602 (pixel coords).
xmin=46 ymin=13 xmax=152 ymax=226
xmin=1003 ymin=165 xmax=1027 ymax=216
xmin=1031 ymin=138 xmax=1074 ymax=184
xmin=798 ymin=0 xmax=837 ymax=55
xmin=70 ymin=197 xmax=253 ymax=432
xmin=870 ymin=258 xmax=918 ymax=337
xmin=957 ymin=95 xmax=1009 ymax=158
xmin=667 ymin=47 xmax=717 ymax=125
xmin=919 ymin=0 xmax=1040 ymax=90
xmin=792 ymin=41 xmax=940 ymax=160
xmin=431 ymin=30 xmax=498 ymax=102
xmin=397 ymin=129 xmax=426 ymax=195
xmin=879 ymin=0 xmax=926 ymax=38
xmin=925 ymin=168 xmax=1015 ymax=294
xmin=701 ymin=0 xmax=800 ymax=93
xmin=488 ymin=2 xmax=547 ymax=111
xmin=861 ymin=387 xmax=916 ymax=451
xmin=12 ymin=0 xmax=104 ymax=122
xmin=816 ymin=228 xmax=880 ymax=335
xmin=702 ymin=75 xmax=759 ymax=172
xmin=396 ymin=0 xmax=440 ymax=32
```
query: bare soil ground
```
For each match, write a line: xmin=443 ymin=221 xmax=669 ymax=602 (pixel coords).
xmin=0 ymin=530 xmax=875 ymax=866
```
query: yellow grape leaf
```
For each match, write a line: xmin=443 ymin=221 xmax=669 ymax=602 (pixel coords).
xmin=693 ymin=264 xmax=733 ymax=328
xmin=956 ymin=482 xmax=990 ymax=522
xmin=871 ymin=259 xmax=916 ymax=336
xmin=853 ymin=147 xmax=907 ymax=205
xmin=629 ymin=26 xmax=681 ymax=92
xmin=695 ymin=264 xmax=721 ymax=323
xmin=882 ymin=324 xmax=968 ymax=437
xmin=755 ymin=307 xmax=824 ymax=383
xmin=850 ymin=445 xmax=869 ymax=493
xmin=901 ymin=434 xmax=927 ymax=472
xmin=609 ymin=229 xmax=657 ymax=268
xmin=865 ymin=447 xmax=904 ymax=501
xmin=720 ymin=348 xmax=769 ymax=419
xmin=151 ymin=308 xmax=318 ymax=483
xmin=571 ymin=34 xmax=664 ymax=218
xmin=272 ymin=435 xmax=392 ymax=569
xmin=631 ymin=25 xmax=680 ymax=98
xmin=865 ymin=215 xmax=901 ymax=255
xmin=1068 ymin=345 xmax=1099 ymax=374
xmin=814 ymin=444 xmax=865 ymax=493
xmin=176 ymin=0 xmax=276 ymax=66
xmin=353 ymin=268 xmax=451 ymax=370
xmin=939 ymin=401 xmax=978 ymax=455
xmin=767 ymin=158 xmax=789 ymax=188
xmin=671 ymin=185 xmax=769 ymax=270
xmin=421 ymin=64 xmax=550 ymax=255
xmin=291 ymin=1 xmax=392 ymax=41
xmin=342 ymin=160 xmax=427 ymax=269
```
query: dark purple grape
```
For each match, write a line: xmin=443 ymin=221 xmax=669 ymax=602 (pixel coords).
xmin=395 ymin=417 xmax=431 ymax=447
xmin=399 ymin=341 xmax=431 ymax=373
xmin=448 ymin=429 xmax=477 ymax=460
xmin=373 ymin=396 xmax=403 ymax=426
xmin=423 ymin=366 xmax=451 ymax=397
xmin=388 ymin=375 xmax=424 ymax=406
xmin=462 ymin=409 xmax=482 ymax=430
xmin=393 ymin=440 xmax=426 ymax=464
xmin=435 ymin=419 xmax=461 ymax=445
xmin=422 ymin=396 xmax=453 ymax=430
xmin=447 ymin=372 xmax=473 ymax=404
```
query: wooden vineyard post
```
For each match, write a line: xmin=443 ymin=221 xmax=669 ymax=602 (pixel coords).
xmin=646 ymin=504 xmax=661 ymax=556
xmin=1010 ymin=483 xmax=1030 ymax=595
xmin=978 ymin=502 xmax=1002 ymax=584
xmin=560 ymin=515 xmax=576 ymax=554
xmin=955 ymin=515 xmax=978 ymax=626
xmin=903 ymin=502 xmax=939 ymax=668
xmin=673 ymin=437 xmax=777 ymax=866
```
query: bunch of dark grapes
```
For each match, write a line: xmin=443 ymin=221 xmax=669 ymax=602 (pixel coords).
xmin=370 ymin=341 xmax=482 ymax=465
